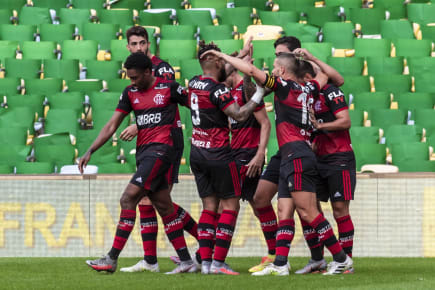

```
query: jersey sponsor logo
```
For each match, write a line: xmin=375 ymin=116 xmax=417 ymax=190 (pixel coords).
xmin=153 ymin=94 xmax=165 ymax=105
xmin=189 ymin=80 xmax=209 ymax=90
xmin=155 ymin=83 xmax=169 ymax=89
xmin=191 ymin=137 xmax=211 ymax=148
xmin=305 ymin=81 xmax=316 ymax=92
xmin=214 ymin=87 xmax=230 ymax=99
xmin=136 ymin=112 xmax=162 ymax=125
xmin=134 ymin=98 xmax=140 ymax=104
xmin=176 ymin=85 xmax=185 ymax=95
xmin=327 ymin=90 xmax=345 ymax=104
xmin=158 ymin=66 xmax=174 ymax=75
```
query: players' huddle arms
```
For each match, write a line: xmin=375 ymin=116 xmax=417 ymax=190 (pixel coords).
xmin=79 ymin=26 xmax=356 ymax=276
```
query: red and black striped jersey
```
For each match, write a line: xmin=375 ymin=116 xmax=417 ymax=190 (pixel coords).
xmin=312 ymin=84 xmax=353 ymax=158
xmin=230 ymin=80 xmax=264 ymax=158
xmin=264 ymin=74 xmax=319 ymax=156
xmin=116 ymin=77 xmax=187 ymax=158
xmin=187 ymin=75 xmax=235 ymax=160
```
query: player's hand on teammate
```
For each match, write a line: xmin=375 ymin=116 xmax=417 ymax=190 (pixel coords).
xmin=200 ymin=49 xmax=224 ymax=60
xmin=78 ymin=151 xmax=92 ymax=174
xmin=245 ymin=153 xmax=264 ymax=178
xmin=293 ymin=48 xmax=315 ymax=61
xmin=120 ymin=124 xmax=138 ymax=141
xmin=309 ymin=108 xmax=320 ymax=129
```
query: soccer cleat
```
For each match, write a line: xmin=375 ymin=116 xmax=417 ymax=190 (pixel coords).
xmin=165 ymin=260 xmax=198 ymax=274
xmin=210 ymin=261 xmax=240 ymax=275
xmin=201 ymin=260 xmax=212 ymax=274
xmin=120 ymin=259 xmax=159 ymax=273
xmin=169 ymin=256 xmax=181 ymax=265
xmin=248 ymin=254 xmax=275 ymax=273
xmin=86 ymin=255 xmax=117 ymax=273
xmin=323 ymin=255 xmax=353 ymax=275
xmin=343 ymin=267 xmax=354 ymax=274
xmin=294 ymin=259 xmax=327 ymax=274
xmin=251 ymin=263 xmax=290 ymax=276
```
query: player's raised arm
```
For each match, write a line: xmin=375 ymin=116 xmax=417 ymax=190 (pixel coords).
xmin=221 ymin=84 xmax=265 ymax=122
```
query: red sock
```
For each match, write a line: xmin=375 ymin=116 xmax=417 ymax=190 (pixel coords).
xmin=274 ymin=219 xmax=295 ymax=266
xmin=300 ymin=216 xmax=323 ymax=261
xmin=108 ymin=209 xmax=136 ymax=259
xmin=139 ymin=205 xmax=158 ymax=264
xmin=336 ymin=215 xmax=354 ymax=258
xmin=173 ymin=202 xmax=198 ymax=240
xmin=198 ymin=210 xmax=217 ymax=262
xmin=213 ymin=210 xmax=238 ymax=262
xmin=310 ymin=214 xmax=343 ymax=258
xmin=256 ymin=205 xmax=278 ymax=255
xmin=162 ymin=211 xmax=191 ymax=262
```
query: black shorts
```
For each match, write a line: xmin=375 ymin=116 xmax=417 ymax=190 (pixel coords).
xmin=171 ymin=127 xmax=184 ymax=184
xmin=131 ymin=152 xmax=173 ymax=193
xmin=237 ymin=159 xmax=262 ymax=202
xmin=190 ymin=158 xmax=242 ymax=200
xmin=316 ymin=161 xmax=356 ymax=202
xmin=278 ymin=155 xmax=319 ymax=198
xmin=260 ymin=150 xmax=281 ymax=185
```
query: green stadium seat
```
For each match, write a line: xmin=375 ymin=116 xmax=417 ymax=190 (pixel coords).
xmin=34 ymin=143 xmax=76 ymax=168
xmin=24 ymin=78 xmax=63 ymax=96
xmin=301 ymin=42 xmax=332 ymax=63
xmin=380 ymin=20 xmax=414 ymax=40
xmin=354 ymin=38 xmax=391 ymax=57
xmin=6 ymin=94 xmax=45 ymax=118
xmin=62 ymin=40 xmax=98 ymax=63
xmin=5 ymin=58 xmax=42 ymax=79
xmin=111 ymin=0 xmax=146 ymax=10
xmin=149 ymin=0 xmax=185 ymax=9
xmin=44 ymin=108 xmax=81 ymax=136
xmin=421 ymin=25 xmax=435 ymax=42
xmin=99 ymin=9 xmax=134 ymax=27
xmin=258 ymin=11 xmax=298 ymax=27
xmin=218 ymin=7 xmax=255 ymax=33
xmin=110 ymin=39 xmax=130 ymax=62
xmin=252 ymin=40 xmax=275 ymax=60
xmin=176 ymin=9 xmax=214 ymax=28
xmin=384 ymin=125 xmax=422 ymax=146
xmin=0 ymin=0 xmax=27 ymax=11
xmin=0 ymin=163 xmax=13 ymax=174
xmin=272 ymin=0 xmax=316 ymax=14
xmin=348 ymin=8 xmax=386 ymax=35
xmin=0 ymin=77 xmax=20 ymax=97
xmin=39 ymin=24 xmax=76 ymax=45
xmin=159 ymin=39 xmax=197 ymax=60
xmin=349 ymin=109 xmax=364 ymax=127
xmin=407 ymin=3 xmax=435 ymax=26
xmin=427 ymin=135 xmax=435 ymax=148
xmin=190 ymin=0 xmax=227 ymax=9
xmin=67 ymin=79 xmax=103 ymax=93
xmin=304 ymin=7 xmax=343 ymax=28
xmin=322 ymin=22 xmax=357 ymax=49
xmin=0 ymin=41 xmax=17 ymax=63
xmin=327 ymin=57 xmax=364 ymax=76
xmin=408 ymin=57 xmax=435 ymax=93
xmin=283 ymin=23 xmax=319 ymax=43
xmin=22 ymin=41 xmax=57 ymax=60
xmin=200 ymin=25 xmax=234 ymax=41
xmin=0 ymin=24 xmax=36 ymax=45
xmin=70 ymin=0 xmax=107 ymax=12
xmin=0 ymin=107 xmax=35 ymax=130
xmin=374 ymin=74 xmax=412 ymax=95
xmin=414 ymin=109 xmax=435 ymax=129
xmin=30 ymin=0 xmax=69 ymax=13
xmin=48 ymin=92 xmax=84 ymax=113
xmin=97 ymin=162 xmax=135 ymax=173
xmin=18 ymin=6 xmax=51 ymax=26
xmin=85 ymin=60 xmax=123 ymax=81
xmin=350 ymin=126 xmax=382 ymax=144
xmin=15 ymin=162 xmax=55 ymax=174
xmin=83 ymin=23 xmax=121 ymax=51
xmin=43 ymin=59 xmax=80 ymax=81
xmin=324 ymin=0 xmax=361 ymax=9
xmin=374 ymin=0 xmax=407 ymax=19
xmin=370 ymin=109 xmax=408 ymax=130
xmin=233 ymin=0 xmax=272 ymax=10
xmin=366 ymin=56 xmax=404 ymax=76
xmin=0 ymin=126 xmax=28 ymax=146
xmin=394 ymin=160 xmax=435 ymax=172
xmin=180 ymin=58 xmax=202 ymax=83
xmin=212 ymin=39 xmax=243 ymax=54
xmin=352 ymin=92 xmax=391 ymax=111
xmin=352 ymin=143 xmax=387 ymax=171
xmin=90 ymin=91 xmax=121 ymax=111
xmin=0 ymin=144 xmax=31 ymax=165
xmin=76 ymin=129 xmax=99 ymax=155
xmin=394 ymin=39 xmax=432 ymax=58
xmin=138 ymin=10 xmax=173 ymax=27
xmin=395 ymin=92 xmax=433 ymax=113
xmin=91 ymin=109 xmax=130 ymax=135
xmin=391 ymin=142 xmax=430 ymax=166
xmin=34 ymin=132 xmax=73 ymax=147
xmin=0 ymin=9 xmax=14 ymax=25
xmin=58 ymin=8 xmax=94 ymax=34
xmin=339 ymin=75 xmax=371 ymax=96
xmin=161 ymin=24 xmax=196 ymax=40
xmin=106 ymin=79 xmax=131 ymax=92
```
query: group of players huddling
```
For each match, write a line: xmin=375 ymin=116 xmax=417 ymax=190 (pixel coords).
xmin=79 ymin=25 xmax=356 ymax=276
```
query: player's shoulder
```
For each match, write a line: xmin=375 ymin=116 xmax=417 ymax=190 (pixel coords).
xmin=188 ymin=75 xmax=220 ymax=91
xmin=322 ymin=83 xmax=345 ymax=100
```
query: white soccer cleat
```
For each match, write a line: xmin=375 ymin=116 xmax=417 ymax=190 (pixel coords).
xmin=323 ymin=255 xmax=353 ymax=275
xmin=251 ymin=263 xmax=290 ymax=276
xmin=165 ymin=260 xmax=198 ymax=274
xmin=120 ymin=259 xmax=159 ymax=273
xmin=294 ymin=259 xmax=327 ymax=274
xmin=201 ymin=261 xmax=212 ymax=274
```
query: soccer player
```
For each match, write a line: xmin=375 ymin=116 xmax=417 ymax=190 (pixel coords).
xmin=81 ymin=53 xmax=196 ymax=274
xmin=293 ymin=55 xmax=355 ymax=274
xmin=189 ymin=41 xmax=265 ymax=275
xmin=249 ymin=36 xmax=346 ymax=273
xmin=119 ymin=26 xmax=200 ymax=273
xmin=201 ymin=50 xmax=353 ymax=276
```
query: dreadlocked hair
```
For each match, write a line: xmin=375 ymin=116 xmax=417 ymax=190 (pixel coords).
xmin=198 ymin=40 xmax=221 ymax=60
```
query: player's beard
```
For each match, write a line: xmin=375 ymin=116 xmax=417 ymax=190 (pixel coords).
xmin=218 ymin=66 xmax=227 ymax=82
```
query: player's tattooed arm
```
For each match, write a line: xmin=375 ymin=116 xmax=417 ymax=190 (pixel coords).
xmin=293 ymin=48 xmax=344 ymax=87
xmin=223 ymin=100 xmax=259 ymax=122
xmin=243 ymin=74 xmax=256 ymax=100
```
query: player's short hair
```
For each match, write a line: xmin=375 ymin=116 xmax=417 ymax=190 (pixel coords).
xmin=274 ymin=36 xmax=301 ymax=52
xmin=297 ymin=60 xmax=316 ymax=79
xmin=126 ymin=26 xmax=149 ymax=43
xmin=275 ymin=52 xmax=300 ymax=75
xmin=124 ymin=52 xmax=152 ymax=72
xmin=198 ymin=40 xmax=221 ymax=62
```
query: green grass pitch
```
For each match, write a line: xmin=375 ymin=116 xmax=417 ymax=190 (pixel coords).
xmin=1 ymin=257 xmax=434 ymax=290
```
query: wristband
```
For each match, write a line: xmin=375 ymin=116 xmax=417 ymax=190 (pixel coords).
xmin=251 ymin=84 xmax=265 ymax=104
